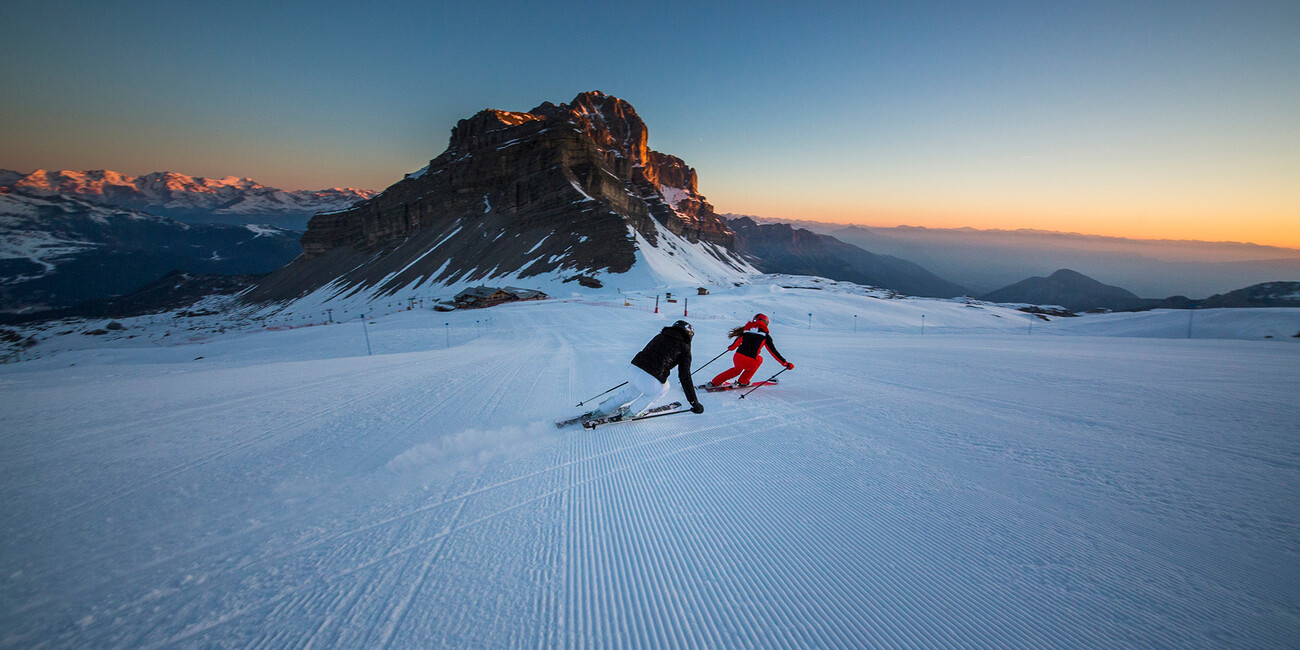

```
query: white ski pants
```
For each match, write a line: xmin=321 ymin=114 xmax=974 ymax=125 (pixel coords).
xmin=597 ymin=364 xmax=670 ymax=417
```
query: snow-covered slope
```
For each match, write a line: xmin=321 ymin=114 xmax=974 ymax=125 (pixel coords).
xmin=2 ymin=279 xmax=1297 ymax=647
xmin=243 ymin=218 xmax=757 ymax=323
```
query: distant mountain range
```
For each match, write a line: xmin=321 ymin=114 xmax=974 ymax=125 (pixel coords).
xmin=0 ymin=189 xmax=301 ymax=315
xmin=981 ymin=269 xmax=1147 ymax=312
xmin=0 ymin=169 xmax=375 ymax=316
xmin=3 ymin=169 xmax=375 ymax=231
xmin=976 ymin=269 xmax=1300 ymax=313
xmin=735 ymin=217 xmax=1300 ymax=299
xmin=1146 ymin=281 xmax=1300 ymax=310
xmin=725 ymin=217 xmax=965 ymax=298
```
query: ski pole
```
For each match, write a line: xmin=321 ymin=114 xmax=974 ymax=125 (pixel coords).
xmin=690 ymin=348 xmax=730 ymax=376
xmin=739 ymin=366 xmax=791 ymax=399
xmin=589 ymin=406 xmax=694 ymax=428
xmin=576 ymin=382 xmax=627 ymax=407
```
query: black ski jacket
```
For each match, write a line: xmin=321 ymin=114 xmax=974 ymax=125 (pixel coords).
xmin=631 ymin=324 xmax=700 ymax=405
xmin=729 ymin=330 xmax=789 ymax=365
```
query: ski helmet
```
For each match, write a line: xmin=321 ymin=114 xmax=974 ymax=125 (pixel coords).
xmin=673 ymin=320 xmax=694 ymax=338
xmin=753 ymin=313 xmax=769 ymax=325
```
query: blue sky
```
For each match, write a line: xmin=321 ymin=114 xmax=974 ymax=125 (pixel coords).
xmin=3 ymin=1 xmax=1297 ymax=245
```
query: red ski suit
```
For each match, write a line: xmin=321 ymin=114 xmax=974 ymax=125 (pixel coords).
xmin=710 ymin=322 xmax=790 ymax=386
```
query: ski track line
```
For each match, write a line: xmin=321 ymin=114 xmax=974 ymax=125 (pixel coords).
xmin=7 ymin=353 xmax=519 ymax=623
xmin=228 ymin=353 xmax=531 ymax=568
xmin=156 ymin=475 xmax=558 ymax=649
xmin=40 ymin=362 xmax=443 ymax=524
xmin=807 ymin=395 xmax=1140 ymax=647
xmin=601 ymin=452 xmax=786 ymax=648
xmin=7 ymin=355 xmax=437 ymax=453
xmin=250 ymin=393 xmax=846 ymax=575
xmin=372 ymin=478 xmax=477 ymax=650
xmin=564 ymin=406 xmax=846 ymax=647
xmin=27 ymin=390 xmax=830 ymax=642
xmin=642 ymin=414 xmax=845 ymax=647
xmin=818 ymin=359 xmax=1298 ymax=596
xmin=672 ymin=414 xmax=990 ymax=648
xmin=810 ymin=407 xmax=1213 ymax=647
xmin=103 ymin=346 xmax=529 ymax=633
xmin=814 ymin=361 xmax=1300 ymax=470
xmin=555 ymin=400 xmax=864 ymax=647
xmin=156 ymin=408 xmax=841 ymax=648
xmin=144 ymin=539 xmax=438 ymax=650
xmin=135 ymin=477 xmax=476 ymax=649
xmin=652 ymin=409 xmax=891 ymax=648
xmin=570 ymin=394 xmax=1121 ymax=648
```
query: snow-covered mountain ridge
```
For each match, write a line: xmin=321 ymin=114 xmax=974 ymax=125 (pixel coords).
xmin=3 ymin=168 xmax=377 ymax=230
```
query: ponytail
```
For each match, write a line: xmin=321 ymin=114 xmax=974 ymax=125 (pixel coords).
xmin=729 ymin=319 xmax=767 ymax=338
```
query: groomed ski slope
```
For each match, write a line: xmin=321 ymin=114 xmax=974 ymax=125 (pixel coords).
xmin=2 ymin=281 xmax=1298 ymax=648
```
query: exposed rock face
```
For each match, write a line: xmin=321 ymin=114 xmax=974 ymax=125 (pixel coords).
xmin=255 ymin=91 xmax=741 ymax=302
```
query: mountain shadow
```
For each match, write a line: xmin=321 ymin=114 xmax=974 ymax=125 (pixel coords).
xmin=727 ymin=217 xmax=967 ymax=298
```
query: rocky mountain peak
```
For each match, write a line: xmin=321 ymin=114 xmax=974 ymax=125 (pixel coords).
xmin=249 ymin=92 xmax=748 ymax=303
xmin=544 ymin=91 xmax=652 ymax=166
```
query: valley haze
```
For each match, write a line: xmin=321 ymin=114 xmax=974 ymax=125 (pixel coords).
xmin=736 ymin=215 xmax=1300 ymax=299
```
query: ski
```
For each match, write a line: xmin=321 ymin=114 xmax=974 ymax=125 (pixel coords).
xmin=582 ymin=402 xmax=682 ymax=429
xmin=555 ymin=410 xmax=598 ymax=428
xmin=697 ymin=379 xmax=779 ymax=393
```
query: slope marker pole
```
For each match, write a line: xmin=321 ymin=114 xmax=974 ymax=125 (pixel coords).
xmin=361 ymin=314 xmax=373 ymax=355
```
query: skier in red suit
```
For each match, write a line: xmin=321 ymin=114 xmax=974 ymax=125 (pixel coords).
xmin=708 ymin=313 xmax=793 ymax=387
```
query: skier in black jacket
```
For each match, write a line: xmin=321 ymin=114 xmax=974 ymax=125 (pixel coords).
xmin=589 ymin=320 xmax=704 ymax=420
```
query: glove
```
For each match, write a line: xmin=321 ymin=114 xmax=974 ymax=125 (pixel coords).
xmin=690 ymin=402 xmax=705 ymax=414
xmin=784 ymin=361 xmax=795 ymax=370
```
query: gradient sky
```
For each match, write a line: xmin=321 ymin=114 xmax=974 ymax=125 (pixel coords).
xmin=3 ymin=1 xmax=1297 ymax=247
